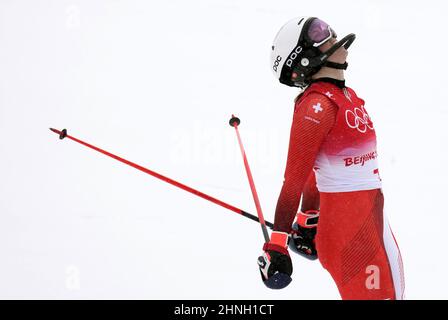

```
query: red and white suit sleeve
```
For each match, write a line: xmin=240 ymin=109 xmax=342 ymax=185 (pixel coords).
xmin=274 ymin=93 xmax=337 ymax=232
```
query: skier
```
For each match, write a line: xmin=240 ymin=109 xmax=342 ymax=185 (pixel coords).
xmin=257 ymin=17 xmax=405 ymax=299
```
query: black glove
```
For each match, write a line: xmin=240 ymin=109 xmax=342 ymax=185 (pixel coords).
xmin=257 ymin=231 xmax=293 ymax=289
xmin=289 ymin=210 xmax=319 ymax=260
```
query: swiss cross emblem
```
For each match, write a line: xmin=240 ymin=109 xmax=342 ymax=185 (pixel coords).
xmin=312 ymin=103 xmax=323 ymax=113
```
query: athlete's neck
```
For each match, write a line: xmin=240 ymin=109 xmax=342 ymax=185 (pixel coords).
xmin=311 ymin=67 xmax=345 ymax=82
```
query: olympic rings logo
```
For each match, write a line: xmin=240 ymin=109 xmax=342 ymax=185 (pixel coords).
xmin=345 ymin=105 xmax=374 ymax=133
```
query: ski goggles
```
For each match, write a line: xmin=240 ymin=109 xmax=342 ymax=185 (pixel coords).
xmin=305 ymin=18 xmax=337 ymax=47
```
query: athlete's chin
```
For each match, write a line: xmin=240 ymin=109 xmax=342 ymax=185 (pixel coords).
xmin=340 ymin=49 xmax=349 ymax=61
xmin=330 ymin=49 xmax=348 ymax=64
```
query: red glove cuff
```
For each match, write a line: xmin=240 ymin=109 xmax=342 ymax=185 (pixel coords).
xmin=263 ymin=243 xmax=289 ymax=256
xmin=295 ymin=210 xmax=319 ymax=229
xmin=263 ymin=231 xmax=290 ymax=256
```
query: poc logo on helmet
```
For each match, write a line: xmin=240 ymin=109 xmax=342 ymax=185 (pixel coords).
xmin=286 ymin=46 xmax=303 ymax=67
xmin=273 ymin=55 xmax=282 ymax=72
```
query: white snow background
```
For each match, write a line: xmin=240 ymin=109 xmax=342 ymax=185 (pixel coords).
xmin=0 ymin=0 xmax=447 ymax=299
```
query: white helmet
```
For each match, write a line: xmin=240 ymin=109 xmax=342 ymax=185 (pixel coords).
xmin=270 ymin=17 xmax=356 ymax=88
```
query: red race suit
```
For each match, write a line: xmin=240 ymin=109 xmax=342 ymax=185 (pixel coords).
xmin=274 ymin=79 xmax=405 ymax=300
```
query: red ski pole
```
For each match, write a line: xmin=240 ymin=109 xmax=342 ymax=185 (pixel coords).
xmin=49 ymin=128 xmax=274 ymax=229
xmin=229 ymin=116 xmax=270 ymax=243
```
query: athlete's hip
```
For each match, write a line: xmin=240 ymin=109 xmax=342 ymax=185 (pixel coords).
xmin=316 ymin=188 xmax=385 ymax=250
